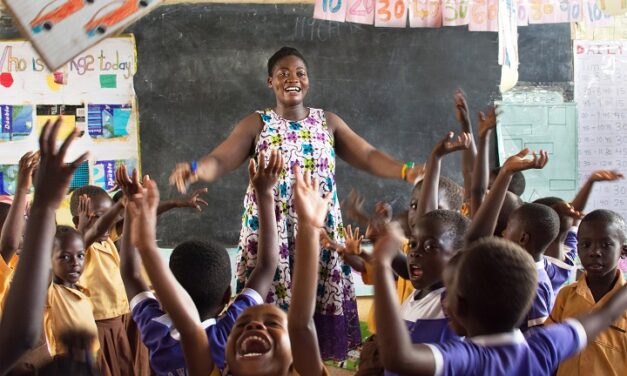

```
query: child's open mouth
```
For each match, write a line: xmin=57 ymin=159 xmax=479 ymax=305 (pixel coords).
xmin=238 ymin=333 xmax=272 ymax=358
xmin=409 ymin=264 xmax=423 ymax=280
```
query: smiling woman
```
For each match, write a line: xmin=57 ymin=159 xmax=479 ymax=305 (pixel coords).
xmin=169 ymin=46 xmax=425 ymax=361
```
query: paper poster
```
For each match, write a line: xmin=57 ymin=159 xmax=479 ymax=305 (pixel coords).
xmin=443 ymin=0 xmax=471 ymax=25
xmin=499 ymin=0 xmax=519 ymax=92
xmin=574 ymin=40 xmax=627 ymax=220
xmin=346 ymin=0 xmax=376 ymax=23
xmin=92 ymin=158 xmax=137 ymax=190
xmin=496 ymin=88 xmax=578 ymax=203
xmin=0 ymin=36 xmax=140 ymax=193
xmin=409 ymin=0 xmax=443 ymax=27
xmin=469 ymin=0 xmax=499 ymax=30
xmin=597 ymin=0 xmax=627 ymax=16
xmin=584 ymin=0 xmax=616 ymax=24
xmin=314 ymin=0 xmax=349 ymax=22
xmin=0 ymin=105 xmax=34 ymax=141
xmin=375 ymin=0 xmax=409 ymax=27
xmin=3 ymin=0 xmax=162 ymax=71
xmin=518 ymin=0 xmax=530 ymax=25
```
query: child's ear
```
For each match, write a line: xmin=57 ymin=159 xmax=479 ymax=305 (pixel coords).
xmin=267 ymin=77 xmax=273 ymax=88
xmin=518 ymin=232 xmax=530 ymax=246
xmin=72 ymin=216 xmax=79 ymax=227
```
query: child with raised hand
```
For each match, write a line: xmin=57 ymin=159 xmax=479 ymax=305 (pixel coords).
xmin=0 ymin=118 xmax=88 ymax=375
xmin=0 ymin=151 xmax=39 ymax=318
xmin=466 ymin=148 xmax=558 ymax=331
xmin=571 ymin=170 xmax=624 ymax=215
xmin=375 ymin=230 xmax=627 ymax=376
xmin=71 ymin=185 xmax=133 ymax=376
xmin=44 ymin=226 xmax=99 ymax=358
xmin=546 ymin=209 xmax=627 ymax=376
xmin=288 ymin=164 xmax=333 ymax=376
xmin=453 ymin=89 xmax=477 ymax=213
xmin=125 ymin=149 xmax=282 ymax=376
xmin=469 ymin=107 xmax=496 ymax=217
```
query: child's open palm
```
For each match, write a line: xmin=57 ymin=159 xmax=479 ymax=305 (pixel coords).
xmin=35 ymin=118 xmax=88 ymax=207
xmin=478 ymin=107 xmax=497 ymax=138
xmin=128 ymin=176 xmax=160 ymax=251
xmin=115 ymin=164 xmax=141 ymax=199
xmin=372 ymin=222 xmax=405 ymax=264
xmin=249 ymin=149 xmax=284 ymax=195
xmin=293 ymin=165 xmax=331 ymax=228
xmin=503 ymin=148 xmax=549 ymax=173
xmin=589 ymin=170 xmax=624 ymax=183
xmin=433 ymin=131 xmax=471 ymax=157
xmin=454 ymin=89 xmax=470 ymax=126
xmin=343 ymin=225 xmax=363 ymax=256
xmin=17 ymin=151 xmax=40 ymax=192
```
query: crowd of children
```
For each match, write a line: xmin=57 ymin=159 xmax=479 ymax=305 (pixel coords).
xmin=1 ymin=49 xmax=627 ymax=376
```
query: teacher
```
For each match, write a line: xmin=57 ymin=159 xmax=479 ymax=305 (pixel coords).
xmin=169 ymin=47 xmax=424 ymax=361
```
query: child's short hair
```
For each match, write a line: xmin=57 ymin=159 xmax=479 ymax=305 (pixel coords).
xmin=494 ymin=192 xmax=523 ymax=237
xmin=580 ymin=209 xmax=627 ymax=243
xmin=419 ymin=210 xmax=470 ymax=251
xmin=69 ymin=186 xmax=110 ymax=216
xmin=411 ymin=176 xmax=463 ymax=211
xmin=267 ymin=47 xmax=308 ymax=76
xmin=510 ymin=203 xmax=560 ymax=253
xmin=55 ymin=225 xmax=82 ymax=244
xmin=169 ymin=240 xmax=232 ymax=313
xmin=491 ymin=167 xmax=526 ymax=196
xmin=533 ymin=196 xmax=571 ymax=236
xmin=458 ymin=237 xmax=537 ymax=332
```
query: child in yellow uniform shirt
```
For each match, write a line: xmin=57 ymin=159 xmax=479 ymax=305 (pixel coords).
xmin=70 ymin=186 xmax=134 ymax=376
xmin=45 ymin=226 xmax=99 ymax=357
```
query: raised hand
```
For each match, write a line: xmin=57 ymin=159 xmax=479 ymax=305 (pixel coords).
xmin=16 ymin=151 xmax=40 ymax=193
xmin=293 ymin=165 xmax=331 ymax=228
xmin=176 ymin=188 xmax=209 ymax=212
xmin=342 ymin=189 xmax=367 ymax=225
xmin=405 ymin=163 xmax=426 ymax=185
xmin=169 ymin=162 xmax=198 ymax=194
xmin=372 ymin=222 xmax=405 ymax=264
xmin=320 ymin=230 xmax=342 ymax=252
xmin=249 ymin=149 xmax=284 ymax=196
xmin=433 ymin=131 xmax=472 ymax=158
xmin=128 ymin=176 xmax=159 ymax=251
xmin=454 ymin=89 xmax=470 ymax=128
xmin=478 ymin=107 xmax=497 ymax=138
xmin=588 ymin=170 xmax=624 ymax=183
xmin=77 ymin=194 xmax=93 ymax=235
xmin=115 ymin=164 xmax=141 ymax=199
xmin=343 ymin=224 xmax=363 ymax=256
xmin=502 ymin=148 xmax=549 ymax=173
xmin=35 ymin=118 xmax=89 ymax=207
xmin=552 ymin=201 xmax=584 ymax=220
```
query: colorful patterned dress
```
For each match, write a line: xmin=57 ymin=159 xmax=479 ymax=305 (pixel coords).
xmin=235 ymin=108 xmax=361 ymax=361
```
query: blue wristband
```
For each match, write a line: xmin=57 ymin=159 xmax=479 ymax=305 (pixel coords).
xmin=190 ymin=160 xmax=198 ymax=175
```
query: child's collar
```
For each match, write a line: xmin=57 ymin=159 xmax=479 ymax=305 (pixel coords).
xmin=469 ymin=329 xmax=526 ymax=347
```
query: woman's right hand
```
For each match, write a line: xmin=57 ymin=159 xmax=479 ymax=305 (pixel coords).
xmin=169 ymin=162 xmax=199 ymax=194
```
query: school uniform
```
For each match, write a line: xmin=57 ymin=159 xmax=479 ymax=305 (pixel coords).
xmin=547 ymin=270 xmax=627 ymax=376
xmin=385 ymin=287 xmax=460 ymax=376
xmin=544 ymin=229 xmax=579 ymax=295
xmin=79 ymin=238 xmax=133 ymax=376
xmin=0 ymin=255 xmax=16 ymax=318
xmin=521 ymin=261 xmax=555 ymax=332
xmin=425 ymin=319 xmax=587 ymax=376
xmin=131 ymin=288 xmax=264 ymax=375
xmin=43 ymin=283 xmax=99 ymax=356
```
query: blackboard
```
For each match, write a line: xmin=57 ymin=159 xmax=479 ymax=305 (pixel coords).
xmin=0 ymin=4 xmax=573 ymax=247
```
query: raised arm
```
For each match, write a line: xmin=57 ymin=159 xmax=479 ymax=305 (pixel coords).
xmin=81 ymin=197 xmax=125 ymax=249
xmin=416 ymin=131 xmax=471 ymax=217
xmin=0 ymin=119 xmax=88 ymax=375
xmin=328 ymin=112 xmax=425 ymax=184
xmin=571 ymin=170 xmax=624 ymax=212
xmin=288 ymin=166 xmax=332 ymax=376
xmin=454 ymin=90 xmax=477 ymax=201
xmin=373 ymin=223 xmax=436 ymax=376
xmin=0 ymin=152 xmax=39 ymax=262
xmin=156 ymin=188 xmax=209 ymax=216
xmin=466 ymin=149 xmax=548 ymax=242
xmin=128 ymin=177 xmax=213 ymax=376
xmin=243 ymin=150 xmax=281 ymax=297
xmin=470 ymin=108 xmax=497 ymax=217
xmin=169 ymin=113 xmax=263 ymax=193
xmin=115 ymin=165 xmax=149 ymax=300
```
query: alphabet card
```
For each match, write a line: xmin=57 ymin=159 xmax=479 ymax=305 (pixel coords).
xmin=3 ymin=0 xmax=162 ymax=71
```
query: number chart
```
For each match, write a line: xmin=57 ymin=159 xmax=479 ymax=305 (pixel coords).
xmin=575 ymin=41 xmax=627 ymax=218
